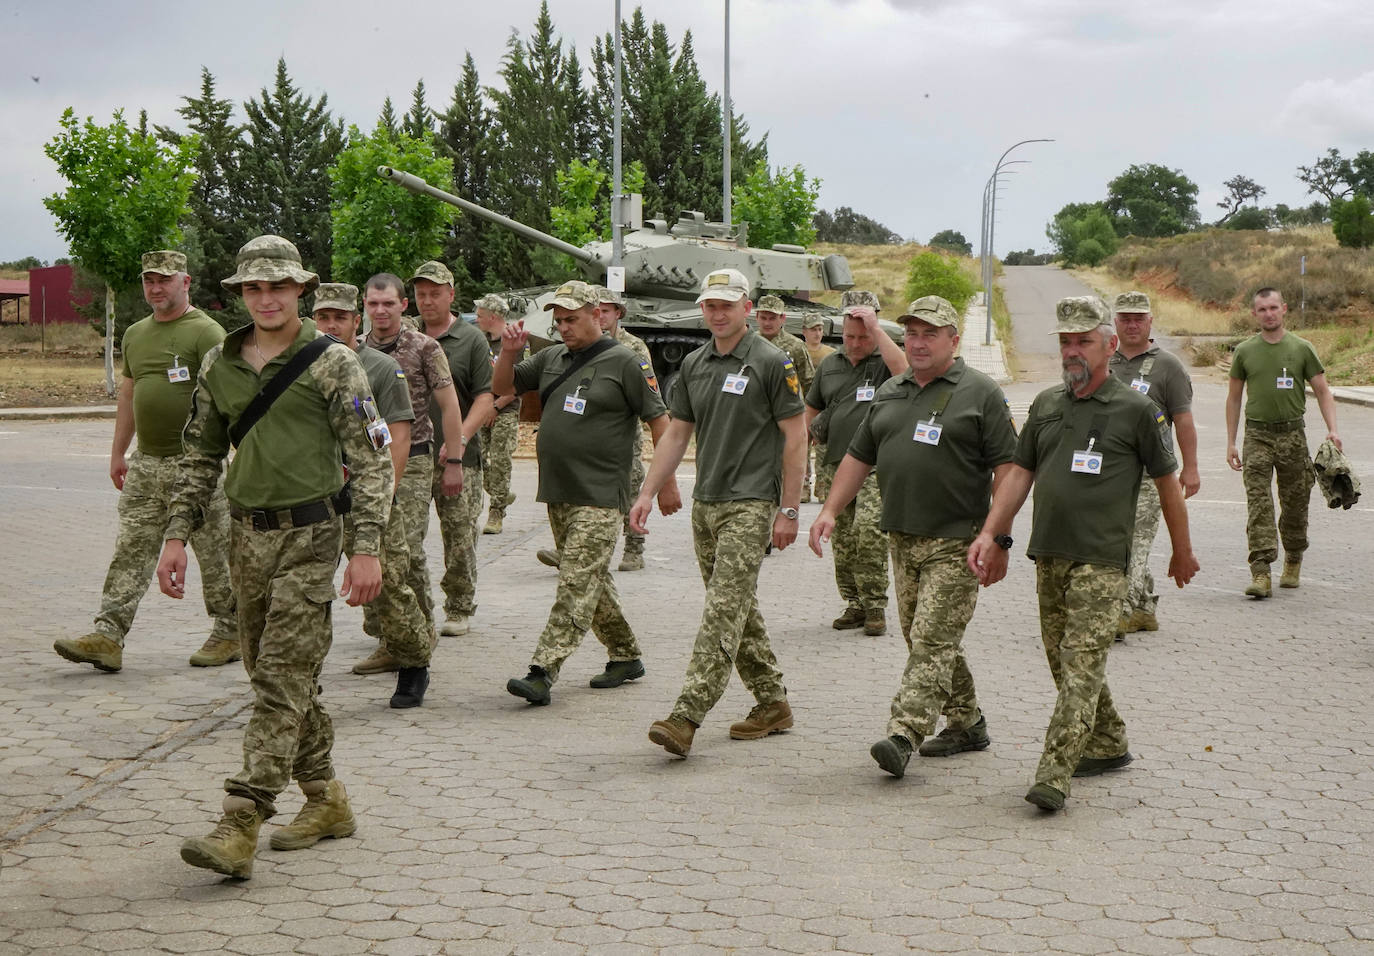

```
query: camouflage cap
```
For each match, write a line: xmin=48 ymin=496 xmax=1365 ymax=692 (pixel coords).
xmin=1049 ymin=295 xmax=1111 ymax=335
xmin=141 ymin=250 xmax=187 ymax=276
xmin=473 ymin=292 xmax=510 ymax=317
xmin=543 ymin=280 xmax=600 ymax=311
xmin=594 ymin=286 xmax=625 ymax=309
xmin=899 ymin=295 xmax=960 ymax=329
xmin=756 ymin=294 xmax=786 ymax=314
xmin=221 ymin=235 xmax=319 ymax=294
xmin=312 ymin=283 xmax=358 ymax=314
xmin=409 ymin=260 xmax=454 ymax=287
xmin=1113 ymin=290 xmax=1152 ymax=314
xmin=802 ymin=314 xmax=825 ymax=329
xmin=695 ymin=268 xmax=751 ymax=304
xmin=841 ymin=290 xmax=881 ymax=315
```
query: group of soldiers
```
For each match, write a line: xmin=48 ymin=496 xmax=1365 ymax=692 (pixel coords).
xmin=50 ymin=232 xmax=1340 ymax=878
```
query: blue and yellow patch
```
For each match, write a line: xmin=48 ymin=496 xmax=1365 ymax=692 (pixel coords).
xmin=782 ymin=357 xmax=800 ymax=395
xmin=394 ymin=369 xmax=407 ymax=380
xmin=1154 ymin=410 xmax=1167 ymax=427
xmin=639 ymin=360 xmax=659 ymax=393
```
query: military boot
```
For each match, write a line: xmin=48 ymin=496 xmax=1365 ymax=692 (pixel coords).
xmin=189 ymin=634 xmax=242 ymax=667
xmin=440 ymin=614 xmax=469 ymax=637
xmin=390 ymin=666 xmax=430 ymax=709
xmin=269 ymin=780 xmax=356 ymax=851
xmin=589 ymin=659 xmax=645 ymax=688
xmin=1122 ymin=609 xmax=1159 ymax=633
xmin=482 ymin=508 xmax=504 ymax=535
xmin=507 ymin=666 xmax=551 ymax=705
xmin=729 ymin=699 xmax=794 ymax=740
xmin=870 ymin=735 xmax=914 ymax=778
xmin=648 ymin=715 xmax=697 ymax=756
xmin=53 ymin=632 xmax=122 ymax=672
xmin=352 ymin=644 xmax=399 ymax=675
xmin=618 ymin=549 xmax=644 ymax=572
xmin=1280 ymin=557 xmax=1301 ymax=589
xmin=536 ymin=549 xmax=561 ymax=568
xmin=863 ymin=610 xmax=887 ymax=636
xmin=180 ymin=796 xmax=262 ymax=879
xmin=831 ymin=607 xmax=865 ymax=631
xmin=1244 ymin=567 xmax=1272 ymax=599
xmin=918 ymin=715 xmax=990 ymax=757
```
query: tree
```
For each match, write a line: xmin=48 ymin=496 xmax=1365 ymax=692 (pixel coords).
xmin=548 ymin=157 xmax=647 ymax=247
xmin=1272 ymin=201 xmax=1329 ymax=228
xmin=731 ymin=162 xmax=820 ymax=249
xmin=928 ymin=229 xmax=972 ymax=255
xmin=1297 ymin=148 xmax=1355 ymax=202
xmin=1330 ymin=194 xmax=1374 ymax=249
xmin=1105 ymin=163 xmax=1199 ymax=237
xmin=377 ymin=97 xmax=399 ymax=140
xmin=329 ymin=124 xmax=456 ymax=287
xmin=1046 ymin=201 xmax=1118 ymax=265
xmin=402 ymin=80 xmax=433 ymax=140
xmin=44 ymin=108 xmax=198 ymax=393
xmin=1223 ymin=206 xmax=1274 ymax=231
xmin=812 ymin=207 xmax=901 ymax=244
xmin=435 ymin=53 xmax=495 ymax=293
xmin=1216 ymin=174 xmax=1265 ymax=225
xmin=903 ymin=251 xmax=976 ymax=314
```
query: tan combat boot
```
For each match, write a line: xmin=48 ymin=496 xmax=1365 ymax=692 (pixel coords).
xmin=618 ymin=550 xmax=644 ymax=572
xmin=482 ymin=508 xmax=503 ymax=535
xmin=189 ymin=634 xmax=242 ymax=667
xmin=1279 ymin=557 xmax=1301 ymax=589
xmin=269 ymin=779 xmax=357 ymax=851
xmin=180 ymin=796 xmax=262 ymax=879
xmin=53 ymin=632 xmax=122 ymax=672
xmin=729 ymin=700 xmax=794 ymax=740
xmin=353 ymin=644 xmax=399 ymax=675
xmin=1244 ymin=568 xmax=1272 ymax=599
xmin=648 ymin=715 xmax=697 ymax=756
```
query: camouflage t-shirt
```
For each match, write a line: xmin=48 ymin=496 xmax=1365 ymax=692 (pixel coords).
xmin=762 ymin=329 xmax=815 ymax=395
xmin=366 ymin=327 xmax=452 ymax=445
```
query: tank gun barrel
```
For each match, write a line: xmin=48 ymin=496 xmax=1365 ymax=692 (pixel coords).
xmin=376 ymin=166 xmax=601 ymax=268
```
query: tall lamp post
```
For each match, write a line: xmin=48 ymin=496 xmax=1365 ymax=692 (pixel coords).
xmin=980 ymin=138 xmax=1054 ymax=344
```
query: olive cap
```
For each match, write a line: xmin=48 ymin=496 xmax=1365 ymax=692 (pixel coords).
xmin=696 ymin=268 xmax=750 ymax=303
xmin=1049 ymin=295 xmax=1111 ymax=334
xmin=312 ymin=283 xmax=358 ymax=314
xmin=899 ymin=295 xmax=959 ymax=329
xmin=1113 ymin=290 xmax=1152 ymax=314
xmin=543 ymin=280 xmax=600 ymax=311
xmin=841 ymin=290 xmax=881 ymax=315
xmin=141 ymin=250 xmax=186 ymax=276
xmin=409 ymin=260 xmax=454 ymax=287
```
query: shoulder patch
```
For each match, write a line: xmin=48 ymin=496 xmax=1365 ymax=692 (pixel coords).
xmin=395 ymin=368 xmax=406 ymax=380
xmin=639 ymin=360 xmax=659 ymax=393
xmin=781 ymin=356 xmax=800 ymax=395
xmin=1154 ymin=409 xmax=1167 ymax=427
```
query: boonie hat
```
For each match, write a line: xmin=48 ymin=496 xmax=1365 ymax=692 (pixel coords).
xmin=696 ymin=268 xmax=751 ymax=304
xmin=756 ymin=294 xmax=786 ymax=314
xmin=899 ymin=295 xmax=959 ymax=329
xmin=1114 ymin=290 xmax=1152 ymax=314
xmin=543 ymin=280 xmax=600 ymax=311
xmin=802 ymin=315 xmax=825 ymax=329
xmin=410 ymin=260 xmax=454 ymax=287
xmin=1049 ymin=295 xmax=1111 ymax=334
xmin=312 ymin=283 xmax=358 ymax=314
xmin=474 ymin=293 xmax=510 ymax=317
xmin=221 ymin=235 xmax=319 ymax=294
xmin=841 ymin=290 xmax=881 ymax=315
xmin=141 ymin=250 xmax=186 ymax=276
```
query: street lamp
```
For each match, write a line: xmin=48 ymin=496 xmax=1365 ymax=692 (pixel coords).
xmin=980 ymin=139 xmax=1054 ymax=344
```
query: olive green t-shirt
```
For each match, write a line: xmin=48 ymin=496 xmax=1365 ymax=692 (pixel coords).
xmin=513 ymin=341 xmax=666 ymax=510
xmin=847 ymin=359 xmax=1017 ymax=538
xmin=806 ymin=350 xmax=896 ymax=465
xmin=667 ymin=330 xmax=804 ymax=503
xmin=354 ymin=344 xmax=414 ymax=425
xmin=1015 ymin=375 xmax=1177 ymax=570
xmin=1109 ymin=344 xmax=1192 ymax=455
xmin=1230 ymin=331 xmax=1324 ymax=424
xmin=430 ymin=318 xmax=494 ymax=467
xmin=119 ymin=307 xmax=225 ymax=457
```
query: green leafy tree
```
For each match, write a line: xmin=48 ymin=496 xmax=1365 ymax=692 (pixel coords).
xmin=928 ymin=229 xmax=972 ymax=255
xmin=1330 ymin=194 xmax=1374 ymax=249
xmin=731 ymin=162 xmax=819 ymax=249
xmin=549 ymin=157 xmax=648 ymax=248
xmin=436 ymin=53 xmax=495 ymax=294
xmin=1105 ymin=163 xmax=1200 ymax=237
xmin=1272 ymin=201 xmax=1329 ymax=228
xmin=1216 ymin=174 xmax=1265 ymax=225
xmin=903 ymin=250 xmax=976 ymax=314
xmin=813 ymin=207 xmax=901 ymax=244
xmin=1223 ymin=206 xmax=1274 ymax=231
xmin=44 ymin=108 xmax=198 ymax=393
xmin=1047 ymin=202 xmax=1119 ymax=265
xmin=329 ymin=124 xmax=456 ymax=287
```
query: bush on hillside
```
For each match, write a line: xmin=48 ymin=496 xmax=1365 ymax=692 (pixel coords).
xmin=1331 ymin=195 xmax=1374 ymax=249
xmin=903 ymin=250 xmax=977 ymax=314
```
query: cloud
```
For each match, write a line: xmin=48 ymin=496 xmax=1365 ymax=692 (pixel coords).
xmin=1279 ymin=71 xmax=1374 ymax=141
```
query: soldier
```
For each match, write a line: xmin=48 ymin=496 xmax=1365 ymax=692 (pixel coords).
xmin=810 ymin=296 xmax=1017 ymax=778
xmin=968 ymin=296 xmax=1199 ymax=813
xmin=801 ymin=315 xmax=835 ymax=501
xmin=757 ymin=295 xmax=816 ymax=503
xmin=804 ymin=291 xmax=908 ymax=636
xmin=1109 ymin=291 xmax=1200 ymax=636
xmin=495 ymin=281 xmax=679 ymax=705
xmin=413 ymin=262 xmax=495 ymax=636
xmin=474 ymin=293 xmax=522 ymax=535
xmin=1225 ymin=287 xmax=1341 ymax=597
xmin=54 ymin=250 xmax=239 ymax=672
xmin=155 ymin=234 xmax=392 ymax=878
xmin=311 ymin=284 xmax=432 ymax=708
xmin=631 ymin=268 xmax=806 ymax=758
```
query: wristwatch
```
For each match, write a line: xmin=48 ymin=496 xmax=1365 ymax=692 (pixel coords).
xmin=993 ymin=533 xmax=1013 ymax=550
xmin=778 ymin=507 xmax=800 ymax=520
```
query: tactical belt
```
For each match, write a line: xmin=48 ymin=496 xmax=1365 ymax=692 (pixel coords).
xmin=409 ymin=440 xmax=432 ymax=458
xmin=229 ymin=492 xmax=351 ymax=532
xmin=1246 ymin=418 xmax=1304 ymax=433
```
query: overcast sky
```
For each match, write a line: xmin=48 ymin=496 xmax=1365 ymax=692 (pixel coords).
xmin=4 ymin=0 xmax=1374 ymax=271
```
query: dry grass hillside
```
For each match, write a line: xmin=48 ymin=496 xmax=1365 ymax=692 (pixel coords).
xmin=811 ymin=242 xmax=929 ymax=311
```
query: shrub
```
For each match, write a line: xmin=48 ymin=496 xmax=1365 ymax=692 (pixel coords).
xmin=903 ymin=250 xmax=977 ymax=314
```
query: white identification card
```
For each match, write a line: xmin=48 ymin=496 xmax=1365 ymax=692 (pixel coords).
xmin=563 ymin=394 xmax=587 ymax=415
xmin=855 ymin=385 xmax=876 ymax=402
xmin=722 ymin=373 xmax=749 ymax=395
xmin=167 ymin=356 xmax=190 ymax=383
xmin=1130 ymin=378 xmax=1150 ymax=395
xmin=913 ymin=421 xmax=942 ymax=445
xmin=1071 ymin=450 xmax=1104 ymax=475
xmin=1276 ymin=376 xmax=1294 ymax=390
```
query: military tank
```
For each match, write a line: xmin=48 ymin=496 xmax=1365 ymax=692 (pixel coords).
xmin=377 ymin=166 xmax=901 ymax=397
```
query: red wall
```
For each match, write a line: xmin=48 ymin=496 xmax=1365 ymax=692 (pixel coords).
xmin=28 ymin=265 xmax=93 ymax=325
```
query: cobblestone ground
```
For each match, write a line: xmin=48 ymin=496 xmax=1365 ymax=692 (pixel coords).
xmin=2 ymin=380 xmax=1373 ymax=954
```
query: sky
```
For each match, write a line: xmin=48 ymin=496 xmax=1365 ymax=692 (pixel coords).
xmin=4 ymin=0 xmax=1374 ymax=269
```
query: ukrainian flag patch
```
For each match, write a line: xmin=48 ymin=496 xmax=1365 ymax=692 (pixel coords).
xmin=639 ymin=360 xmax=659 ymax=393
xmin=1154 ymin=410 xmax=1167 ymax=427
xmin=782 ymin=357 xmax=799 ymax=395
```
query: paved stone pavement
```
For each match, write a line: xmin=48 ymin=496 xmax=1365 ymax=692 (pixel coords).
xmin=3 ymin=366 xmax=1374 ymax=954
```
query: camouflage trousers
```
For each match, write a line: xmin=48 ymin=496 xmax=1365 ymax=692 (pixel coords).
xmin=345 ymin=499 xmax=431 ymax=669
xmin=886 ymin=534 xmax=981 ymax=743
xmin=225 ymin=516 xmax=342 ymax=819
xmin=671 ymin=500 xmax=787 ymax=726
xmin=1033 ymin=558 xmax=1129 ymax=796
xmin=1123 ymin=472 xmax=1160 ymax=617
xmin=434 ymin=460 xmax=484 ymax=618
xmin=1242 ymin=426 xmax=1314 ymax=570
xmin=481 ymin=412 xmax=519 ymax=513
xmin=365 ymin=454 xmax=434 ymax=634
xmin=621 ymin=428 xmax=646 ymax=556
xmin=531 ymin=503 xmax=640 ymax=683
xmin=812 ymin=443 xmax=830 ymax=499
xmin=818 ymin=463 xmax=889 ymax=611
xmin=95 ymin=449 xmax=235 ymax=646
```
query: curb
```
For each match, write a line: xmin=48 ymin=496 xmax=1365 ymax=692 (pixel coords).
xmin=0 ymin=405 xmax=117 ymax=421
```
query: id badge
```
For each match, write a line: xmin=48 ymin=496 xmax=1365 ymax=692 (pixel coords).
xmin=365 ymin=419 xmax=392 ymax=451
xmin=722 ymin=373 xmax=749 ymax=395
xmin=1130 ymin=378 xmax=1150 ymax=395
xmin=167 ymin=356 xmax=191 ymax=383
xmin=1071 ymin=450 xmax=1104 ymax=475
xmin=913 ymin=421 xmax=942 ymax=445
xmin=1276 ymin=376 xmax=1294 ymax=390
xmin=855 ymin=385 xmax=876 ymax=402
xmin=563 ymin=394 xmax=587 ymax=415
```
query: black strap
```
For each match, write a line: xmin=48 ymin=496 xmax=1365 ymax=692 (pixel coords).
xmin=229 ymin=335 xmax=337 ymax=448
xmin=539 ymin=338 xmax=617 ymax=407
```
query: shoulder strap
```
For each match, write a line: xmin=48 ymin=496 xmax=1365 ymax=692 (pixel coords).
xmin=229 ymin=335 xmax=336 ymax=448
xmin=539 ymin=337 xmax=617 ymax=407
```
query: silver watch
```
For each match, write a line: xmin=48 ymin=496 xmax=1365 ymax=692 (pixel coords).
xmin=778 ymin=507 xmax=799 ymax=520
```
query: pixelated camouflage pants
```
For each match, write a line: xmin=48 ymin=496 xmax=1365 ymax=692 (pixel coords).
xmin=817 ymin=463 xmax=889 ymax=611
xmin=345 ymin=500 xmax=431 ymax=669
xmin=621 ymin=428 xmax=646 ymax=556
xmin=886 ymin=534 xmax=981 ymax=743
xmin=531 ymin=503 xmax=640 ymax=683
xmin=365 ymin=454 xmax=434 ymax=635
xmin=225 ymin=517 xmax=341 ymax=818
xmin=812 ymin=443 xmax=830 ymax=499
xmin=1243 ymin=426 xmax=1314 ymax=570
xmin=94 ymin=449 xmax=235 ymax=646
xmin=671 ymin=499 xmax=787 ymax=725
xmin=1033 ymin=558 xmax=1129 ymax=796
xmin=481 ymin=412 xmax=519 ymax=512
xmin=1122 ymin=471 xmax=1160 ymax=617
xmin=434 ymin=461 xmax=484 ymax=618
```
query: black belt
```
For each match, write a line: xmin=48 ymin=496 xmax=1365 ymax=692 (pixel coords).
xmin=230 ymin=493 xmax=350 ymax=532
xmin=409 ymin=440 xmax=432 ymax=458
xmin=1246 ymin=419 xmax=1304 ymax=434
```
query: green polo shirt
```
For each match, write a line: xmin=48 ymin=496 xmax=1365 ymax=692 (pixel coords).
xmin=1230 ymin=331 xmax=1324 ymax=424
xmin=1015 ymin=374 xmax=1177 ymax=570
xmin=513 ymin=341 xmax=666 ymax=510
xmin=847 ymin=359 xmax=1017 ymax=538
xmin=430 ymin=317 xmax=494 ymax=467
xmin=668 ymin=330 xmax=804 ymax=503
xmin=1109 ymin=344 xmax=1192 ymax=455
xmin=119 ymin=307 xmax=225 ymax=457
xmin=354 ymin=344 xmax=414 ymax=425
xmin=806 ymin=350 xmax=896 ymax=465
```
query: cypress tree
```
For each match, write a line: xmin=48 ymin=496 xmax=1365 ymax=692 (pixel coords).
xmin=435 ymin=54 xmax=495 ymax=296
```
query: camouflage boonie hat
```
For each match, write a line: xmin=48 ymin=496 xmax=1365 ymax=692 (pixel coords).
xmin=543 ymin=280 xmax=600 ymax=311
xmin=221 ymin=235 xmax=319 ymax=294
xmin=312 ymin=283 xmax=358 ymax=314
xmin=696 ymin=268 xmax=751 ymax=303
xmin=899 ymin=295 xmax=959 ymax=329
xmin=594 ymin=286 xmax=625 ymax=309
xmin=841 ymin=290 xmax=881 ymax=315
xmin=473 ymin=293 xmax=510 ymax=317
xmin=1050 ymin=295 xmax=1111 ymax=335
xmin=410 ymin=260 xmax=454 ymax=287
xmin=756 ymin=294 xmax=786 ymax=314
xmin=802 ymin=314 xmax=825 ymax=329
xmin=141 ymin=250 xmax=186 ymax=276
xmin=1113 ymin=290 xmax=1152 ymax=314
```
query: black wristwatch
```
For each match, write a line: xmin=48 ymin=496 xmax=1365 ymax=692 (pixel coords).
xmin=993 ymin=533 xmax=1013 ymax=550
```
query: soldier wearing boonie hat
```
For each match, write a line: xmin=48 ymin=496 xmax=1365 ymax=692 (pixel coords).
xmin=160 ymin=233 xmax=395 ymax=878
xmin=472 ymin=291 xmax=522 ymax=537
xmin=754 ymin=292 xmax=815 ymax=500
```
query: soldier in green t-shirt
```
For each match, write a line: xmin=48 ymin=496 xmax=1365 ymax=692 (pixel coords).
xmin=53 ymin=250 xmax=238 ymax=674
xmin=1224 ymin=288 xmax=1341 ymax=597
xmin=969 ymin=296 xmax=1199 ymax=813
